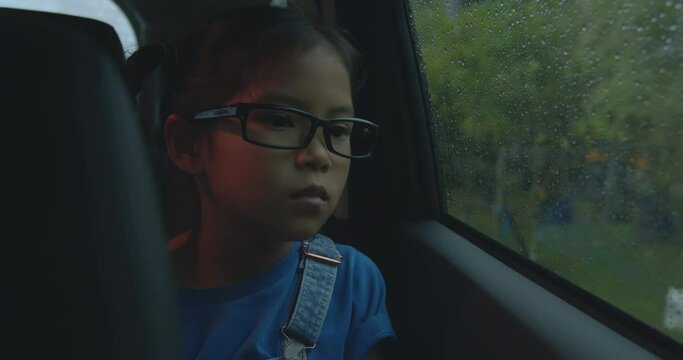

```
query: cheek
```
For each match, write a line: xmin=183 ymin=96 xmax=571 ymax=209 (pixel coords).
xmin=329 ymin=159 xmax=351 ymax=201
xmin=204 ymin=134 xmax=279 ymax=204
xmin=337 ymin=159 xmax=351 ymax=181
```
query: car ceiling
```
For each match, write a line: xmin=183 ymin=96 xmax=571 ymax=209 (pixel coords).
xmin=113 ymin=0 xmax=335 ymax=44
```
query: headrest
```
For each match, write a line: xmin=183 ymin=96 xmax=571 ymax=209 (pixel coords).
xmin=0 ymin=7 xmax=125 ymax=66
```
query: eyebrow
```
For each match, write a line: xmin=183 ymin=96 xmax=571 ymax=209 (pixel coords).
xmin=259 ymin=92 xmax=355 ymax=118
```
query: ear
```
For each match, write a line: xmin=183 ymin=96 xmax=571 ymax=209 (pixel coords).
xmin=164 ymin=114 xmax=206 ymax=174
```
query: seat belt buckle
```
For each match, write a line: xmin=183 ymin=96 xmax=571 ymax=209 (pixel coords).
xmin=301 ymin=241 xmax=343 ymax=266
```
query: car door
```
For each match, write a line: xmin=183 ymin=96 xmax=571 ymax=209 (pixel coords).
xmin=333 ymin=0 xmax=683 ymax=358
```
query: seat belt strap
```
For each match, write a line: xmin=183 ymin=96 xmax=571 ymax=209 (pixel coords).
xmin=281 ymin=234 xmax=342 ymax=360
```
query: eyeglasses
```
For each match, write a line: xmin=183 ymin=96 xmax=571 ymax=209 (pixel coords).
xmin=186 ymin=103 xmax=379 ymax=159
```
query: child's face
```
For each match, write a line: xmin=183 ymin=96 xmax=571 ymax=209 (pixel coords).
xmin=198 ymin=44 xmax=353 ymax=241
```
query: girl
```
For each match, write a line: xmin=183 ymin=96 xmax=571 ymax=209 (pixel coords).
xmin=160 ymin=5 xmax=395 ymax=360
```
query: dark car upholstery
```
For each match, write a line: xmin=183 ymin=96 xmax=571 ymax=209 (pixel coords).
xmin=2 ymin=8 xmax=180 ymax=359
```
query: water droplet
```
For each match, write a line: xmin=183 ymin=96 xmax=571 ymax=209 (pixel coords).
xmin=670 ymin=25 xmax=678 ymax=31
xmin=614 ymin=55 xmax=621 ymax=60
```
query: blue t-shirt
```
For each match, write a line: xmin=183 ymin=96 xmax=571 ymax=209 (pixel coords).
xmin=178 ymin=240 xmax=395 ymax=360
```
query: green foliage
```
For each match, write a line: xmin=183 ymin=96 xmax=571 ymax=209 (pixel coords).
xmin=410 ymin=0 xmax=683 ymax=343
xmin=411 ymin=0 xmax=683 ymax=223
xmin=413 ymin=0 xmax=590 ymax=207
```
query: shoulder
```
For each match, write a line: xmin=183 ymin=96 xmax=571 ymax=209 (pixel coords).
xmin=311 ymin=234 xmax=385 ymax=286
xmin=335 ymin=244 xmax=383 ymax=278
xmin=328 ymin=244 xmax=396 ymax=359
xmin=332 ymin=244 xmax=387 ymax=293
xmin=330 ymin=243 xmax=388 ymax=317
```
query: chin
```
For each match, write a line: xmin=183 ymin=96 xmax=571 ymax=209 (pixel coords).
xmin=283 ymin=228 xmax=320 ymax=242
xmin=280 ymin=220 xmax=326 ymax=242
xmin=259 ymin=211 xmax=330 ymax=242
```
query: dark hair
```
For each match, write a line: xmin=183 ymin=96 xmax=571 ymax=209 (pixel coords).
xmin=169 ymin=6 xmax=363 ymax=115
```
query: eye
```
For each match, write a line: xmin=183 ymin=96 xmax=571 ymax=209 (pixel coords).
xmin=265 ymin=113 xmax=295 ymax=128
xmin=328 ymin=123 xmax=352 ymax=139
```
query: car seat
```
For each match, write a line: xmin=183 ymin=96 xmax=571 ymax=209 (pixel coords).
xmin=2 ymin=8 xmax=181 ymax=359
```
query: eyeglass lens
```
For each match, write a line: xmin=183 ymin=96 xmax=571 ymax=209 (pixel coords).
xmin=244 ymin=108 xmax=376 ymax=157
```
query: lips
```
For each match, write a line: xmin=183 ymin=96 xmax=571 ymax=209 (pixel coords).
xmin=290 ymin=185 xmax=329 ymax=201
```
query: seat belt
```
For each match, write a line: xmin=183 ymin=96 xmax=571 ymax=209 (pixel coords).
xmin=280 ymin=234 xmax=342 ymax=360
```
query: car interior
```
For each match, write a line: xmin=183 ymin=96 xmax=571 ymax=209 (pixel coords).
xmin=4 ymin=0 xmax=682 ymax=359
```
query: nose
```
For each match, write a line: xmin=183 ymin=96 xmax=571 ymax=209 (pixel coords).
xmin=295 ymin=128 xmax=330 ymax=172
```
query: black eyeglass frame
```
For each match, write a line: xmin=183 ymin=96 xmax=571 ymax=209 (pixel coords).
xmin=185 ymin=103 xmax=380 ymax=159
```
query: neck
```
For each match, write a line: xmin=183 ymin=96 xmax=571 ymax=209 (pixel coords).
xmin=174 ymin=195 xmax=294 ymax=288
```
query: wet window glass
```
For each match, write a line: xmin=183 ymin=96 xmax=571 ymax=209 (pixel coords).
xmin=1 ymin=0 xmax=138 ymax=56
xmin=409 ymin=0 xmax=683 ymax=343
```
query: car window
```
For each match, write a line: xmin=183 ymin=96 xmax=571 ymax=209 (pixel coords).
xmin=408 ymin=0 xmax=683 ymax=344
xmin=1 ymin=0 xmax=137 ymax=56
